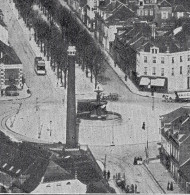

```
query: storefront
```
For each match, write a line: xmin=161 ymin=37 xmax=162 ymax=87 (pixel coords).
xmin=139 ymin=76 xmax=167 ymax=92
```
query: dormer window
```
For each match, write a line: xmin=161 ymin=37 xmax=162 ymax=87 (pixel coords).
xmin=139 ymin=0 xmax=143 ymax=6
xmin=151 ymin=47 xmax=159 ymax=54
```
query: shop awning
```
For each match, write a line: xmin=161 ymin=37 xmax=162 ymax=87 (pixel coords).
xmin=139 ymin=77 xmax=150 ymax=86
xmin=151 ymin=78 xmax=165 ymax=87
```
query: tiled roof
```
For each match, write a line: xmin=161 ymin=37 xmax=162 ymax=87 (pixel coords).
xmin=0 ymin=41 xmax=22 ymax=64
xmin=161 ymin=107 xmax=190 ymax=124
xmin=159 ymin=0 xmax=171 ymax=7
xmin=174 ymin=5 xmax=186 ymax=13
xmin=79 ymin=0 xmax=87 ymax=7
xmin=105 ymin=5 xmax=135 ymax=25
xmin=99 ymin=0 xmax=121 ymax=12
xmin=0 ymin=142 xmax=50 ymax=193
xmin=179 ymin=159 xmax=190 ymax=180
xmin=43 ymin=161 xmax=74 ymax=183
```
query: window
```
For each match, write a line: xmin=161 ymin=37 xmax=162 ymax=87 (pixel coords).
xmin=172 ymin=68 xmax=174 ymax=76
xmin=161 ymin=57 xmax=164 ymax=64
xmin=161 ymin=11 xmax=168 ymax=19
xmin=144 ymin=56 xmax=147 ymax=63
xmin=180 ymin=66 xmax=182 ymax=74
xmin=150 ymin=10 xmax=153 ymax=16
xmin=188 ymin=55 xmax=190 ymax=61
xmin=161 ymin=68 xmax=164 ymax=76
xmin=153 ymin=57 xmax=156 ymax=63
xmin=172 ymin=57 xmax=174 ymax=63
xmin=155 ymin=49 xmax=157 ymax=54
xmin=152 ymin=67 xmax=156 ymax=75
xmin=188 ymin=65 xmax=190 ymax=75
xmin=180 ymin=56 xmax=183 ymax=62
xmin=145 ymin=10 xmax=148 ymax=16
xmin=144 ymin=67 xmax=147 ymax=75
xmin=152 ymin=49 xmax=154 ymax=53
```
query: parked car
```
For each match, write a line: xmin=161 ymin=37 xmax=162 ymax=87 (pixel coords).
xmin=5 ymin=85 xmax=19 ymax=96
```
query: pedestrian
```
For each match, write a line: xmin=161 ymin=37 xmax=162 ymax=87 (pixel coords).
xmin=125 ymin=74 xmax=127 ymax=81
xmin=135 ymin=184 xmax=137 ymax=193
xmin=1 ymin=89 xmax=3 ymax=96
xmin=103 ymin=170 xmax=106 ymax=179
xmin=125 ymin=185 xmax=130 ymax=193
xmin=107 ymin=170 xmax=110 ymax=180
xmin=131 ymin=184 xmax=134 ymax=193
xmin=134 ymin=157 xmax=137 ymax=165
xmin=167 ymin=181 xmax=170 ymax=190
xmin=170 ymin=182 xmax=173 ymax=191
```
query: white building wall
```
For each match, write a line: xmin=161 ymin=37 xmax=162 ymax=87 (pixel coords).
xmin=136 ymin=48 xmax=190 ymax=92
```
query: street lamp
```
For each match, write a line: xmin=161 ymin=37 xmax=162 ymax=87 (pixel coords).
xmin=47 ymin=120 xmax=52 ymax=136
xmin=148 ymin=82 xmax=155 ymax=111
xmin=142 ymin=122 xmax=149 ymax=163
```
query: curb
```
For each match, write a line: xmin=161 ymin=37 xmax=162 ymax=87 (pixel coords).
xmin=143 ymin=162 xmax=166 ymax=194
xmin=4 ymin=113 xmax=54 ymax=144
xmin=64 ymin=3 xmax=166 ymax=100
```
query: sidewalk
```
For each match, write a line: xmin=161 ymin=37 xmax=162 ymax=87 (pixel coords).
xmin=60 ymin=0 xmax=168 ymax=99
xmin=144 ymin=161 xmax=184 ymax=194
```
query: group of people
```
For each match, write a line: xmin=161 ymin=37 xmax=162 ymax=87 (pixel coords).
xmin=103 ymin=170 xmax=110 ymax=180
xmin=167 ymin=181 xmax=174 ymax=191
xmin=114 ymin=173 xmax=139 ymax=193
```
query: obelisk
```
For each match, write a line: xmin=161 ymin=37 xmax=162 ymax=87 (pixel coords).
xmin=66 ymin=46 xmax=78 ymax=148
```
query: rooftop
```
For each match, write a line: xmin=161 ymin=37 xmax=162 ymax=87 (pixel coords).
xmin=0 ymin=41 xmax=22 ymax=64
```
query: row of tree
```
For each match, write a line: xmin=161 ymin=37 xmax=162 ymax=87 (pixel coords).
xmin=13 ymin=0 xmax=105 ymax=88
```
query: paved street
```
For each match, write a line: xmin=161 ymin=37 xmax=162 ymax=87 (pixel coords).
xmin=0 ymin=0 xmax=188 ymax=193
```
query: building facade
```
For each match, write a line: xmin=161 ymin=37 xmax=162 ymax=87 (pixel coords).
xmin=160 ymin=107 xmax=190 ymax=192
xmin=0 ymin=41 xmax=23 ymax=90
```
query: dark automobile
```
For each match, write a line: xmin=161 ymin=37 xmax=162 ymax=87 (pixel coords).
xmin=5 ymin=85 xmax=19 ymax=96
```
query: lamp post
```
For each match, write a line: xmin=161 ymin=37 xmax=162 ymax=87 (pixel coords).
xmin=148 ymin=81 xmax=155 ymax=111
xmin=151 ymin=86 xmax=155 ymax=111
xmin=142 ymin=122 xmax=149 ymax=163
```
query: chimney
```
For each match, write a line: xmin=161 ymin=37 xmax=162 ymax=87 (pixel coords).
xmin=66 ymin=46 xmax=78 ymax=149
xmin=151 ymin=23 xmax=156 ymax=39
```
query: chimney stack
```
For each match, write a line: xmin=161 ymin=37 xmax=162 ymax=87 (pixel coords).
xmin=151 ymin=23 xmax=156 ymax=39
xmin=66 ymin=46 xmax=78 ymax=149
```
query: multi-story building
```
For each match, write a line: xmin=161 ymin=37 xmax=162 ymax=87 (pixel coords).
xmin=67 ymin=0 xmax=87 ymax=23
xmin=111 ymin=22 xmax=151 ymax=80
xmin=95 ymin=0 xmax=135 ymax=51
xmin=136 ymin=23 xmax=190 ymax=92
xmin=86 ymin=0 xmax=99 ymax=31
xmin=0 ymin=41 xmax=23 ymax=90
xmin=135 ymin=0 xmax=173 ymax=26
xmin=173 ymin=5 xmax=188 ymax=19
xmin=160 ymin=107 xmax=190 ymax=192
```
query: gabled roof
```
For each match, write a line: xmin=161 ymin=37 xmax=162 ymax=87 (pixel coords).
xmin=159 ymin=0 xmax=171 ymax=7
xmin=0 ymin=41 xmax=22 ymax=64
xmin=173 ymin=5 xmax=186 ymax=13
xmin=161 ymin=107 xmax=190 ymax=124
xmin=43 ymin=161 xmax=74 ymax=183
xmin=105 ymin=5 xmax=135 ymax=25
xmin=99 ymin=0 xmax=121 ymax=12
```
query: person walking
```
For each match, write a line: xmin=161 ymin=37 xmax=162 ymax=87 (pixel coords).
xmin=167 ymin=182 xmax=170 ymax=190
xmin=131 ymin=184 xmax=134 ymax=193
xmin=103 ymin=170 xmax=106 ymax=179
xmin=170 ymin=182 xmax=173 ymax=191
xmin=107 ymin=170 xmax=110 ymax=180
xmin=135 ymin=184 xmax=137 ymax=193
